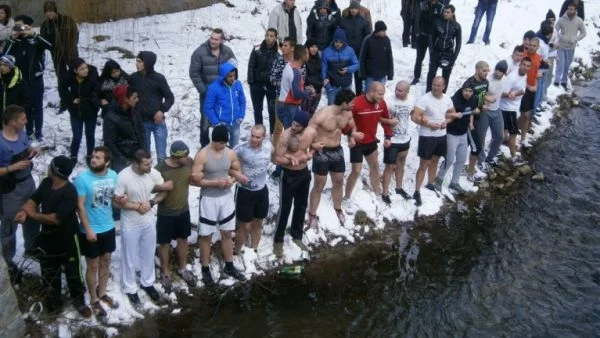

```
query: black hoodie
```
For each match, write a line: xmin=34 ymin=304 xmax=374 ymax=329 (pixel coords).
xmin=128 ymin=51 xmax=175 ymax=122
xmin=59 ymin=64 xmax=100 ymax=120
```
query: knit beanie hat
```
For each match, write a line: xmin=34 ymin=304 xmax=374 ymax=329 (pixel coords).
xmin=50 ymin=155 xmax=74 ymax=180
xmin=546 ymin=9 xmax=556 ymax=20
xmin=349 ymin=1 xmax=360 ymax=9
xmin=0 ymin=55 xmax=16 ymax=69
xmin=70 ymin=57 xmax=86 ymax=71
xmin=374 ymin=21 xmax=387 ymax=33
xmin=293 ymin=110 xmax=310 ymax=128
xmin=170 ymin=140 xmax=190 ymax=158
xmin=495 ymin=60 xmax=508 ymax=74
xmin=112 ymin=84 xmax=128 ymax=106
xmin=212 ymin=125 xmax=230 ymax=143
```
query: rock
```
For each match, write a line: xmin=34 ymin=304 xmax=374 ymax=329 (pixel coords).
xmin=518 ymin=164 xmax=533 ymax=176
xmin=354 ymin=210 xmax=372 ymax=226
xmin=496 ymin=168 xmax=510 ymax=177
xmin=493 ymin=182 xmax=505 ymax=189
xmin=488 ymin=171 xmax=498 ymax=180
xmin=591 ymin=104 xmax=600 ymax=112
xmin=531 ymin=172 xmax=545 ymax=182
xmin=572 ymin=99 xmax=579 ymax=106
xmin=497 ymin=162 xmax=511 ymax=172
xmin=0 ymin=259 xmax=26 ymax=338
xmin=478 ymin=181 xmax=490 ymax=189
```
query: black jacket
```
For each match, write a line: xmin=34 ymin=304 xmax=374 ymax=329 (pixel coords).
xmin=305 ymin=53 xmax=323 ymax=92
xmin=339 ymin=14 xmax=371 ymax=55
xmin=59 ymin=64 xmax=100 ymax=120
xmin=247 ymin=40 xmax=279 ymax=85
xmin=3 ymin=33 xmax=52 ymax=83
xmin=414 ymin=0 xmax=444 ymax=36
xmin=359 ymin=34 xmax=394 ymax=79
xmin=431 ymin=18 xmax=462 ymax=61
xmin=102 ymin=104 xmax=145 ymax=168
xmin=0 ymin=68 xmax=29 ymax=113
xmin=128 ymin=51 xmax=175 ymax=122
xmin=306 ymin=8 xmax=339 ymax=50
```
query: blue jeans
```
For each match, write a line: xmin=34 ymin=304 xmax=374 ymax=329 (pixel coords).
xmin=478 ymin=109 xmax=504 ymax=163
xmin=26 ymin=76 xmax=44 ymax=139
xmin=468 ymin=3 xmax=497 ymax=44
xmin=326 ymin=85 xmax=353 ymax=105
xmin=199 ymin=94 xmax=210 ymax=148
xmin=533 ymin=71 xmax=547 ymax=115
xmin=555 ymin=48 xmax=575 ymax=85
xmin=277 ymin=103 xmax=300 ymax=129
xmin=363 ymin=77 xmax=387 ymax=92
xmin=143 ymin=121 xmax=168 ymax=163
xmin=226 ymin=122 xmax=241 ymax=148
xmin=70 ymin=113 xmax=97 ymax=160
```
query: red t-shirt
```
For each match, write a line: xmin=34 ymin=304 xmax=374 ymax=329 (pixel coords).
xmin=526 ymin=51 xmax=542 ymax=87
xmin=352 ymin=94 xmax=392 ymax=145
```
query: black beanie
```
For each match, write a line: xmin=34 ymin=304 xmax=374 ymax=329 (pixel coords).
xmin=50 ymin=156 xmax=74 ymax=180
xmin=546 ymin=9 xmax=556 ymax=20
xmin=212 ymin=125 xmax=230 ymax=143
xmin=495 ymin=60 xmax=508 ymax=74
xmin=374 ymin=21 xmax=387 ymax=33
xmin=293 ymin=110 xmax=310 ymax=128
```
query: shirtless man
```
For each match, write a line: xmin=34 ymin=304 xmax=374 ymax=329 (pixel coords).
xmin=272 ymin=110 xmax=316 ymax=258
xmin=307 ymin=89 xmax=364 ymax=228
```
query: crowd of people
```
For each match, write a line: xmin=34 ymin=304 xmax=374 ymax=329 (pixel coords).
xmin=0 ymin=0 xmax=588 ymax=320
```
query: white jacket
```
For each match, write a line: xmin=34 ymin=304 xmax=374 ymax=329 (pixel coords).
xmin=268 ymin=4 xmax=303 ymax=44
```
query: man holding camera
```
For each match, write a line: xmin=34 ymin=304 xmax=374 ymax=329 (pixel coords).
xmin=4 ymin=15 xmax=52 ymax=142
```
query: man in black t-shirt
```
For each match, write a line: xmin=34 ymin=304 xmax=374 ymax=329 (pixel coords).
xmin=15 ymin=156 xmax=91 ymax=317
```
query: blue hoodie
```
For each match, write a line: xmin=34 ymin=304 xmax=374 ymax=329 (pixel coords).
xmin=203 ymin=62 xmax=247 ymax=126
xmin=321 ymin=28 xmax=359 ymax=88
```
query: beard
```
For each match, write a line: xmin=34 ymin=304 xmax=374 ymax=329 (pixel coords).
xmin=90 ymin=163 xmax=106 ymax=173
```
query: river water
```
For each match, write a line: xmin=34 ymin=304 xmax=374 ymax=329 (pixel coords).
xmin=121 ymin=78 xmax=600 ymax=338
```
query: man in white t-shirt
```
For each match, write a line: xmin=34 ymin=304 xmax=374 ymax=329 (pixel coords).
xmin=381 ymin=81 xmax=415 ymax=203
xmin=114 ymin=149 xmax=173 ymax=307
xmin=500 ymin=57 xmax=531 ymax=165
xmin=478 ymin=60 xmax=508 ymax=169
xmin=504 ymin=45 xmax=524 ymax=75
xmin=410 ymin=76 xmax=455 ymax=206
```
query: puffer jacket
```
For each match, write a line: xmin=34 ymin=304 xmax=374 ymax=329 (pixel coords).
xmin=102 ymin=104 xmax=145 ymax=168
xmin=339 ymin=13 xmax=371 ymax=55
xmin=321 ymin=29 xmax=359 ymax=88
xmin=247 ymin=40 xmax=279 ymax=85
xmin=0 ymin=67 xmax=30 ymax=113
xmin=128 ymin=51 xmax=175 ymax=122
xmin=59 ymin=64 xmax=100 ymax=120
xmin=203 ymin=62 xmax=246 ymax=126
xmin=306 ymin=6 xmax=339 ymax=50
xmin=305 ymin=52 xmax=323 ymax=92
xmin=189 ymin=40 xmax=236 ymax=95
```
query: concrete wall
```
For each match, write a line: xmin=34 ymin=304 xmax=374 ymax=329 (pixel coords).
xmin=4 ymin=0 xmax=217 ymax=25
xmin=0 ymin=258 xmax=26 ymax=338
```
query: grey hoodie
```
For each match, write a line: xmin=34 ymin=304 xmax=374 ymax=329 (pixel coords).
xmin=555 ymin=13 xmax=586 ymax=50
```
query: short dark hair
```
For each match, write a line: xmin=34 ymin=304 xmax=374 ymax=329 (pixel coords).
xmin=134 ymin=149 xmax=151 ymax=164
xmin=93 ymin=146 xmax=113 ymax=164
xmin=334 ymin=89 xmax=356 ymax=106
xmin=293 ymin=45 xmax=307 ymax=60
xmin=14 ymin=15 xmax=34 ymax=26
xmin=540 ymin=20 xmax=554 ymax=36
xmin=567 ymin=2 xmax=578 ymax=10
xmin=522 ymin=56 xmax=532 ymax=64
xmin=444 ymin=4 xmax=455 ymax=13
xmin=2 ymin=105 xmax=25 ymax=126
xmin=267 ymin=27 xmax=278 ymax=37
xmin=212 ymin=28 xmax=225 ymax=39
xmin=513 ymin=45 xmax=525 ymax=53
xmin=283 ymin=36 xmax=297 ymax=48
xmin=125 ymin=86 xmax=137 ymax=98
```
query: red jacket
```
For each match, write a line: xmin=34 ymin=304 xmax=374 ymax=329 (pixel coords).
xmin=352 ymin=94 xmax=392 ymax=145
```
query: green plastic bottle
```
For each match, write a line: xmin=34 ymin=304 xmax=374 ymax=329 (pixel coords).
xmin=278 ymin=265 xmax=304 ymax=276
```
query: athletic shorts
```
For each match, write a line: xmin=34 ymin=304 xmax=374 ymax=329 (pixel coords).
xmin=235 ymin=185 xmax=269 ymax=223
xmin=467 ymin=129 xmax=482 ymax=156
xmin=79 ymin=228 xmax=116 ymax=259
xmin=350 ymin=141 xmax=378 ymax=163
xmin=417 ymin=135 xmax=447 ymax=160
xmin=312 ymin=145 xmax=345 ymax=175
xmin=502 ymin=110 xmax=519 ymax=135
xmin=383 ymin=140 xmax=411 ymax=164
xmin=519 ymin=89 xmax=535 ymax=113
xmin=199 ymin=192 xmax=236 ymax=236
xmin=156 ymin=210 xmax=191 ymax=244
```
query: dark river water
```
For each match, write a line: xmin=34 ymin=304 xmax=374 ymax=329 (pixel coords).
xmin=120 ymin=78 xmax=600 ymax=338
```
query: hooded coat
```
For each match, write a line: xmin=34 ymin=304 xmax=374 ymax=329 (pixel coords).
xmin=203 ymin=62 xmax=246 ymax=126
xmin=59 ymin=63 xmax=100 ymax=120
xmin=128 ymin=51 xmax=175 ymax=122
xmin=3 ymin=32 xmax=52 ymax=83
xmin=98 ymin=59 xmax=129 ymax=109
xmin=321 ymin=29 xmax=360 ymax=88
xmin=102 ymin=90 xmax=145 ymax=171
xmin=306 ymin=2 xmax=340 ymax=50
xmin=359 ymin=32 xmax=394 ymax=79
xmin=0 ymin=67 xmax=29 ymax=113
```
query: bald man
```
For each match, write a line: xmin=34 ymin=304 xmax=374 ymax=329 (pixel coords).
xmin=345 ymin=82 xmax=393 ymax=205
xmin=411 ymin=76 xmax=455 ymax=206
xmin=381 ymin=81 xmax=415 ymax=203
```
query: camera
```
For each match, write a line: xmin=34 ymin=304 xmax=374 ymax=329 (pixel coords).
xmin=13 ymin=25 xmax=27 ymax=32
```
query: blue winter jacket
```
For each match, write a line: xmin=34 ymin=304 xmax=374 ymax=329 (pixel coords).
xmin=321 ymin=28 xmax=360 ymax=88
xmin=203 ymin=62 xmax=247 ymax=126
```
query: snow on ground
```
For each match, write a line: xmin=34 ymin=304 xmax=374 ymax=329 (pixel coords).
xmin=11 ymin=0 xmax=600 ymax=335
